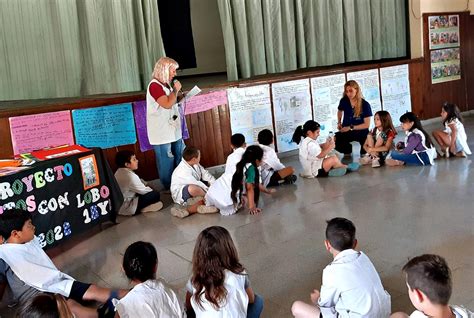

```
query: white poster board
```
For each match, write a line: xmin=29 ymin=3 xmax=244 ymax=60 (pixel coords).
xmin=380 ymin=64 xmax=412 ymax=123
xmin=347 ymin=69 xmax=382 ymax=115
xmin=311 ymin=74 xmax=346 ymax=142
xmin=271 ymin=79 xmax=312 ymax=152
xmin=227 ymin=85 xmax=273 ymax=144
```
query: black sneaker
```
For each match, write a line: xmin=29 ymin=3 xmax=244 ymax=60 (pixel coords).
xmin=282 ymin=174 xmax=297 ymax=185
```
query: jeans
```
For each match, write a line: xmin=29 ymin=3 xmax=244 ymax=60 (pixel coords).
xmin=247 ymin=294 xmax=264 ymax=318
xmin=335 ymin=129 xmax=369 ymax=155
xmin=153 ymin=139 xmax=184 ymax=190
xmin=390 ymin=151 xmax=431 ymax=166
xmin=136 ymin=191 xmax=161 ymax=213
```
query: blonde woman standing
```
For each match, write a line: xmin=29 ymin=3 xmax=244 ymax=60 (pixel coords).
xmin=335 ymin=80 xmax=373 ymax=158
xmin=146 ymin=57 xmax=184 ymax=190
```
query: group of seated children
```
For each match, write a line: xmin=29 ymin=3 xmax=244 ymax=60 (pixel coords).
xmin=113 ymin=103 xmax=470 ymax=218
xmin=0 ymin=209 xmax=264 ymax=317
xmin=2 ymin=209 xmax=470 ymax=317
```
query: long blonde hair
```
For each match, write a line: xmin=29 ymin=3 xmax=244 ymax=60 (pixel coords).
xmin=343 ymin=80 xmax=363 ymax=117
xmin=152 ymin=57 xmax=179 ymax=84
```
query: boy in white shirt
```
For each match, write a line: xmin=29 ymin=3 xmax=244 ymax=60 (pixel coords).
xmin=257 ymin=129 xmax=297 ymax=187
xmin=114 ymin=150 xmax=163 ymax=216
xmin=225 ymin=133 xmax=247 ymax=176
xmin=292 ymin=217 xmax=391 ymax=318
xmin=0 ymin=209 xmax=128 ymax=317
xmin=390 ymin=254 xmax=473 ymax=318
xmin=170 ymin=146 xmax=218 ymax=218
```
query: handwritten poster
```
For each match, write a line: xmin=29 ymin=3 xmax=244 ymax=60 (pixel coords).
xmin=347 ymin=69 xmax=382 ymax=114
xmin=9 ymin=111 xmax=75 ymax=155
xmin=227 ymin=85 xmax=273 ymax=144
xmin=272 ymin=79 xmax=312 ymax=152
xmin=380 ymin=64 xmax=412 ymax=123
xmin=132 ymin=101 xmax=153 ymax=152
xmin=183 ymin=90 xmax=228 ymax=115
xmin=311 ymin=74 xmax=346 ymax=142
xmin=428 ymin=15 xmax=460 ymax=50
xmin=72 ymin=104 xmax=136 ymax=148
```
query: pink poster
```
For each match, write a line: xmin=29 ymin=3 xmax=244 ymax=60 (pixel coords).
xmin=183 ymin=90 xmax=228 ymax=115
xmin=9 ymin=110 xmax=75 ymax=155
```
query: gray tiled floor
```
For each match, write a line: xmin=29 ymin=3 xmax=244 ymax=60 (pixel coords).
xmin=1 ymin=117 xmax=473 ymax=317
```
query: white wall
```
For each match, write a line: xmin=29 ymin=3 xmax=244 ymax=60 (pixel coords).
xmin=410 ymin=0 xmax=471 ymax=58
xmin=179 ymin=0 xmax=226 ymax=76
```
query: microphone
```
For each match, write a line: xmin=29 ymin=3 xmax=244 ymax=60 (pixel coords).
xmin=171 ymin=78 xmax=182 ymax=94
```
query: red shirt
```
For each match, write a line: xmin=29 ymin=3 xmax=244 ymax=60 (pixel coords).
xmin=149 ymin=82 xmax=169 ymax=101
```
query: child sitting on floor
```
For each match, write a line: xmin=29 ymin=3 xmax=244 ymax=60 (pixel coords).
xmin=292 ymin=120 xmax=359 ymax=178
xmin=390 ymin=254 xmax=473 ymax=318
xmin=230 ymin=145 xmax=275 ymax=215
xmin=360 ymin=110 xmax=397 ymax=168
xmin=185 ymin=226 xmax=263 ymax=318
xmin=257 ymin=129 xmax=297 ymax=186
xmin=225 ymin=133 xmax=247 ymax=176
xmin=114 ymin=241 xmax=183 ymax=317
xmin=291 ymin=217 xmax=391 ymax=318
xmin=386 ymin=112 xmax=436 ymax=166
xmin=0 ymin=209 xmax=128 ymax=317
xmin=170 ymin=146 xmax=218 ymax=218
xmin=432 ymin=102 xmax=471 ymax=158
xmin=114 ymin=150 xmax=163 ymax=216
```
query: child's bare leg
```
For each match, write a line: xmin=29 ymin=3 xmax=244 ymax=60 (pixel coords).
xmin=322 ymin=156 xmax=347 ymax=171
xmin=277 ymin=166 xmax=295 ymax=179
xmin=186 ymin=199 xmax=204 ymax=214
xmin=371 ymin=138 xmax=384 ymax=157
xmin=291 ymin=301 xmax=320 ymax=318
xmin=67 ymin=299 xmax=98 ymax=318
xmin=82 ymin=285 xmax=128 ymax=303
xmin=187 ymin=185 xmax=206 ymax=198
xmin=432 ymin=130 xmax=450 ymax=149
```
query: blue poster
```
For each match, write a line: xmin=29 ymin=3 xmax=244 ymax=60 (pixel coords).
xmin=72 ymin=104 xmax=137 ymax=148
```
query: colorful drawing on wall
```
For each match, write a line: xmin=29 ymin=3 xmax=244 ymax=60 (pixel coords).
xmin=428 ymin=15 xmax=460 ymax=50
xmin=430 ymin=48 xmax=461 ymax=84
xmin=79 ymin=154 xmax=100 ymax=190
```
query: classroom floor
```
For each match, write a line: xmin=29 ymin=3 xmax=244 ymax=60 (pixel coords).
xmin=1 ymin=116 xmax=473 ymax=317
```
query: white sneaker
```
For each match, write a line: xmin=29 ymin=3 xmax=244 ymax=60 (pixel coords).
xmin=197 ymin=205 xmax=219 ymax=214
xmin=445 ymin=147 xmax=450 ymax=158
xmin=171 ymin=206 xmax=189 ymax=218
xmin=140 ymin=201 xmax=163 ymax=213
xmin=371 ymin=158 xmax=381 ymax=168
xmin=359 ymin=154 xmax=372 ymax=165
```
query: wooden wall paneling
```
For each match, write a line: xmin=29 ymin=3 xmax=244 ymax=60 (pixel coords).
xmin=210 ymin=107 xmax=225 ymax=164
xmin=218 ymin=104 xmax=233 ymax=161
xmin=202 ymin=110 xmax=217 ymax=167
xmin=0 ymin=117 xmax=13 ymax=158
xmin=409 ymin=61 xmax=425 ymax=117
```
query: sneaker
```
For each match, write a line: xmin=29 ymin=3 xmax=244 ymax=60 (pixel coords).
xmin=140 ymin=201 xmax=163 ymax=213
xmin=170 ymin=206 xmax=189 ymax=218
xmin=328 ymin=167 xmax=347 ymax=177
xmin=445 ymin=147 xmax=450 ymax=158
xmin=371 ymin=158 xmax=381 ymax=168
xmin=282 ymin=174 xmax=297 ymax=185
xmin=359 ymin=154 xmax=372 ymax=165
xmin=347 ymin=162 xmax=360 ymax=172
xmin=186 ymin=196 xmax=204 ymax=206
xmin=299 ymin=173 xmax=315 ymax=179
xmin=197 ymin=205 xmax=219 ymax=214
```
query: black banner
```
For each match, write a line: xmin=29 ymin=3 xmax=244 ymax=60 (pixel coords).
xmin=0 ymin=149 xmax=122 ymax=249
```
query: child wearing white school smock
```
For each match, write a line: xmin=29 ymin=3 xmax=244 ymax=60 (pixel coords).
xmin=114 ymin=241 xmax=183 ymax=318
xmin=432 ymin=103 xmax=471 ymax=158
xmin=257 ymin=129 xmax=297 ymax=186
xmin=204 ymin=134 xmax=246 ymax=216
xmin=170 ymin=146 xmax=218 ymax=218
xmin=292 ymin=218 xmax=391 ymax=318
